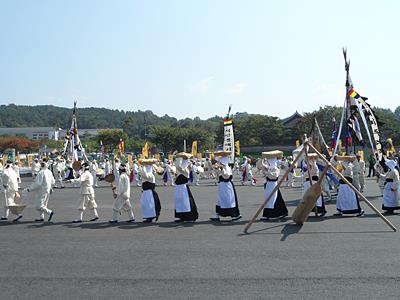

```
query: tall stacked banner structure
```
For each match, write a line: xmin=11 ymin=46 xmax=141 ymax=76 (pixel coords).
xmin=333 ymin=48 xmax=383 ymax=163
xmin=223 ymin=105 xmax=235 ymax=164
xmin=62 ymin=101 xmax=86 ymax=163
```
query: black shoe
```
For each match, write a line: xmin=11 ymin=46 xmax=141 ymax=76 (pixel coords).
xmin=333 ymin=212 xmax=343 ymax=216
xmin=126 ymin=219 xmax=135 ymax=223
xmin=279 ymin=214 xmax=288 ymax=219
xmin=155 ymin=216 xmax=159 ymax=221
xmin=108 ymin=220 xmax=118 ymax=224
xmin=0 ymin=217 xmax=8 ymax=221
xmin=89 ymin=217 xmax=99 ymax=222
xmin=174 ymin=219 xmax=184 ymax=223
xmin=35 ymin=218 xmax=44 ymax=222
xmin=356 ymin=210 xmax=365 ymax=217
xmin=48 ymin=212 xmax=54 ymax=222
xmin=13 ymin=215 xmax=23 ymax=222
xmin=320 ymin=212 xmax=326 ymax=217
xmin=231 ymin=215 xmax=242 ymax=222
xmin=210 ymin=217 xmax=220 ymax=222
xmin=143 ymin=219 xmax=153 ymax=223
xmin=72 ymin=220 xmax=82 ymax=223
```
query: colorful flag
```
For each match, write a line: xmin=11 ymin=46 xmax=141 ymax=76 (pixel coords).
xmin=348 ymin=88 xmax=360 ymax=99
xmin=348 ymin=115 xmax=363 ymax=144
xmin=344 ymin=128 xmax=352 ymax=148
xmin=223 ymin=119 xmax=233 ymax=125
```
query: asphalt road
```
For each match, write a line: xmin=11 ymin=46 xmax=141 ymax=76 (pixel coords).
xmin=1 ymin=175 xmax=400 ymax=299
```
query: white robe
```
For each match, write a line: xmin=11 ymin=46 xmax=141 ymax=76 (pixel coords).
xmin=29 ymin=167 xmax=55 ymax=214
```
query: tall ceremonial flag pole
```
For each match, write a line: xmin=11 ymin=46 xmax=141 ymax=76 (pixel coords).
xmin=223 ymin=104 xmax=235 ymax=164
xmin=307 ymin=142 xmax=396 ymax=232
xmin=244 ymin=140 xmax=397 ymax=233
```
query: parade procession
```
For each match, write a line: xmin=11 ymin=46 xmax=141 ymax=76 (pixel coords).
xmin=1 ymin=51 xmax=400 ymax=234
xmin=3 ymin=2 xmax=400 ymax=298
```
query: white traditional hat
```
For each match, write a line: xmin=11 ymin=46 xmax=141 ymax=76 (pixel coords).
xmin=176 ymin=152 xmax=193 ymax=159
xmin=262 ymin=150 xmax=283 ymax=159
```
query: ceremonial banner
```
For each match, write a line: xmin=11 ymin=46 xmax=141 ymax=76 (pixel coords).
xmin=191 ymin=141 xmax=198 ymax=157
xmin=118 ymin=139 xmax=125 ymax=157
xmin=223 ymin=119 xmax=235 ymax=164
xmin=127 ymin=154 xmax=133 ymax=169
xmin=235 ymin=140 xmax=240 ymax=156
xmin=27 ymin=154 xmax=33 ymax=168
xmin=142 ymin=142 xmax=149 ymax=158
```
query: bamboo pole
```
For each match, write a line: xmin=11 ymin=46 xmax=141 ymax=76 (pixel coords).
xmin=307 ymin=142 xmax=397 ymax=232
xmin=243 ymin=145 xmax=306 ymax=233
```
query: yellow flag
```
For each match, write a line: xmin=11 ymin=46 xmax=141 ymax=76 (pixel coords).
xmin=127 ymin=154 xmax=133 ymax=169
xmin=155 ymin=153 xmax=160 ymax=160
xmin=27 ymin=154 xmax=33 ymax=167
xmin=295 ymin=140 xmax=300 ymax=148
xmin=358 ymin=150 xmax=364 ymax=161
xmin=168 ymin=154 xmax=174 ymax=162
xmin=197 ymin=153 xmax=202 ymax=160
xmin=235 ymin=140 xmax=240 ymax=156
xmin=210 ymin=152 xmax=214 ymax=161
xmin=142 ymin=142 xmax=149 ymax=158
xmin=191 ymin=141 xmax=198 ymax=157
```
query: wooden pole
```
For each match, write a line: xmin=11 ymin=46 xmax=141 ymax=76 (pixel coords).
xmin=307 ymin=142 xmax=397 ymax=232
xmin=243 ymin=145 xmax=306 ymax=233
xmin=303 ymin=143 xmax=318 ymax=216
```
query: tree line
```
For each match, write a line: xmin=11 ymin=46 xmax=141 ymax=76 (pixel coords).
xmin=1 ymin=104 xmax=400 ymax=154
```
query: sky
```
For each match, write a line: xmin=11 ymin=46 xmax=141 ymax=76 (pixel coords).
xmin=0 ymin=0 xmax=399 ymax=120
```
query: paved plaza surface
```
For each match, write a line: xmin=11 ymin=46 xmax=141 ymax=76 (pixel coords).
xmin=1 ymin=175 xmax=400 ymax=299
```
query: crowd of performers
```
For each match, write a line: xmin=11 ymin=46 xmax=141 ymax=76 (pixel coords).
xmin=1 ymin=149 xmax=399 ymax=224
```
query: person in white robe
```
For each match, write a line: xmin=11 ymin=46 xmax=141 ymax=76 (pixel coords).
xmin=104 ymin=159 xmax=111 ymax=176
xmin=132 ymin=160 xmax=141 ymax=187
xmin=26 ymin=159 xmax=55 ymax=222
xmin=260 ymin=153 xmax=288 ymax=220
xmin=377 ymin=160 xmax=400 ymax=214
xmin=353 ymin=154 xmax=365 ymax=192
xmin=31 ymin=158 xmax=41 ymax=178
xmin=13 ymin=161 xmax=21 ymax=187
xmin=90 ymin=160 xmax=99 ymax=187
xmin=53 ymin=158 xmax=65 ymax=189
xmin=241 ymin=158 xmax=256 ymax=186
xmin=139 ymin=159 xmax=161 ymax=223
xmin=113 ymin=158 xmax=121 ymax=184
xmin=334 ymin=157 xmax=364 ymax=216
xmin=109 ymin=164 xmax=135 ymax=223
xmin=70 ymin=162 xmax=99 ymax=223
xmin=210 ymin=152 xmax=241 ymax=222
xmin=191 ymin=160 xmax=200 ymax=186
xmin=174 ymin=153 xmax=198 ymax=222
xmin=162 ymin=160 xmax=175 ymax=186
xmin=1 ymin=160 xmax=23 ymax=221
